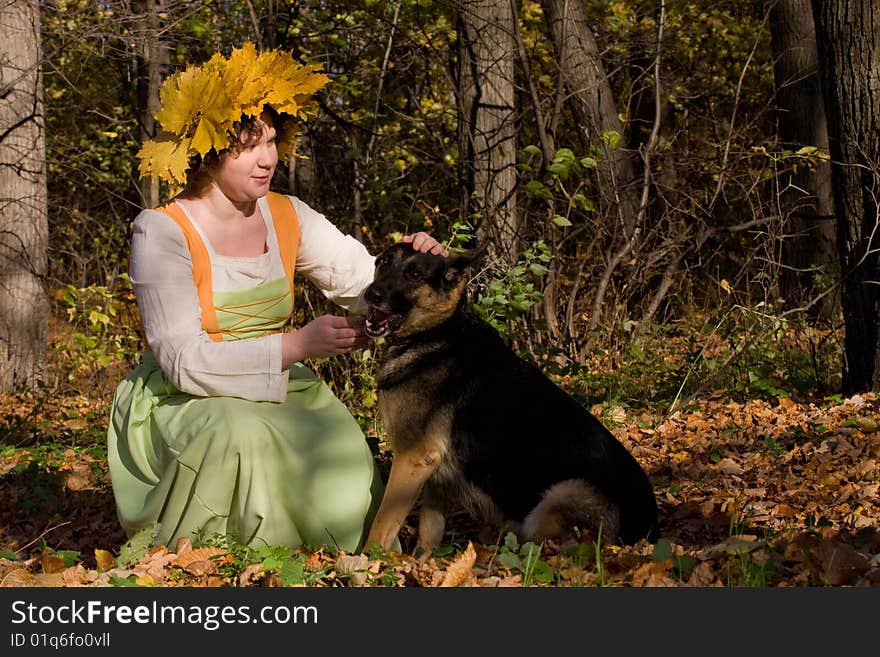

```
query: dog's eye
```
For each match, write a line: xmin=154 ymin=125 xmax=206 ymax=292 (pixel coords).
xmin=376 ymin=254 xmax=391 ymax=269
xmin=405 ymin=267 xmax=423 ymax=281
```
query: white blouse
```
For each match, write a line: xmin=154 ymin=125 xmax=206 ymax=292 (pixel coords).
xmin=129 ymin=195 xmax=375 ymax=403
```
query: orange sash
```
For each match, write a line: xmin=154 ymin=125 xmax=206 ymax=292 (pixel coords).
xmin=155 ymin=192 xmax=301 ymax=341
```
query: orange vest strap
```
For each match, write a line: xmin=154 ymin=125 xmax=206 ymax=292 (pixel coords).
xmin=154 ymin=193 xmax=300 ymax=343
xmin=154 ymin=201 xmax=222 ymax=341
xmin=266 ymin=191 xmax=301 ymax=286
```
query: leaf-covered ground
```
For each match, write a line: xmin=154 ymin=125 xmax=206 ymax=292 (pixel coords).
xmin=2 ymin=383 xmax=879 ymax=587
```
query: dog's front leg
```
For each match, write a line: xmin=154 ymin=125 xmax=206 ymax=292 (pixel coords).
xmin=365 ymin=447 xmax=442 ymax=552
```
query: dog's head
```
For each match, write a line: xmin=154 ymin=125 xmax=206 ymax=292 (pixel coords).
xmin=363 ymin=242 xmax=485 ymax=339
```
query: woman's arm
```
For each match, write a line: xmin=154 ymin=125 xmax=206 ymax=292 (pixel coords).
xmin=130 ymin=210 xmax=289 ymax=402
xmin=291 ymin=196 xmax=448 ymax=313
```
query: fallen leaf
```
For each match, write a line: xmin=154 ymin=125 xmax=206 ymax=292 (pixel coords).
xmin=1 ymin=568 xmax=34 ymax=587
xmin=181 ymin=560 xmax=215 ymax=577
xmin=95 ymin=549 xmax=115 ymax=571
xmin=715 ymin=458 xmax=744 ymax=475
xmin=336 ymin=553 xmax=371 ymax=586
xmin=41 ymin=552 xmax=66 ymax=574
xmin=172 ymin=547 xmax=229 ymax=569
xmin=439 ymin=542 xmax=476 ymax=587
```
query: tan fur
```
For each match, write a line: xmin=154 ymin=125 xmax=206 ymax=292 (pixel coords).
xmin=521 ymin=479 xmax=621 ymax=543
xmin=364 ymin=244 xmax=657 ymax=553
xmin=395 ymin=279 xmax=465 ymax=338
xmin=365 ymin=409 xmax=453 ymax=551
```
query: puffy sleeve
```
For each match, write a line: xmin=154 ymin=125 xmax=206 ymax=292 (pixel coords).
xmin=129 ymin=210 xmax=288 ymax=402
xmin=291 ymin=197 xmax=375 ymax=315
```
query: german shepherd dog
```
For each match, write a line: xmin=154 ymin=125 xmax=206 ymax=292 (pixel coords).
xmin=362 ymin=243 xmax=659 ymax=554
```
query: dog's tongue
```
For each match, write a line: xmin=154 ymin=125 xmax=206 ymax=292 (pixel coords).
xmin=371 ymin=308 xmax=392 ymax=323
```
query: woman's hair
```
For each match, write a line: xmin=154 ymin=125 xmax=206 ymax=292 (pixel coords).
xmin=184 ymin=106 xmax=288 ymax=185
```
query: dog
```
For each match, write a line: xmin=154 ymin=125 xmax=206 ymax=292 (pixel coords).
xmin=361 ymin=242 xmax=659 ymax=555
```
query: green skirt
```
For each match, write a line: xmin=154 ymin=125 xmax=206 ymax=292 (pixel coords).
xmin=107 ymin=351 xmax=384 ymax=552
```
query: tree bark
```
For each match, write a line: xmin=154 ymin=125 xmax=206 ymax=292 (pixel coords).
xmin=812 ymin=0 xmax=880 ymax=392
xmin=539 ymin=0 xmax=641 ymax=232
xmin=770 ymin=0 xmax=835 ymax=313
xmin=0 ymin=0 xmax=49 ymax=391
xmin=133 ymin=0 xmax=170 ymax=209
xmin=457 ymin=0 xmax=519 ymax=261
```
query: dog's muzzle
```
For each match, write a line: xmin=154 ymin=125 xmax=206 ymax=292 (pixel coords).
xmin=365 ymin=306 xmax=403 ymax=338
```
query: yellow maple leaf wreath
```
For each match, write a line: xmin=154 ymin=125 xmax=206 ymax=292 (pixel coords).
xmin=137 ymin=42 xmax=329 ymax=185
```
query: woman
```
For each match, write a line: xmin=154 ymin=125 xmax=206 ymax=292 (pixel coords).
xmin=107 ymin=44 xmax=446 ymax=552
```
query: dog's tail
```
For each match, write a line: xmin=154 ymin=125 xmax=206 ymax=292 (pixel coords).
xmin=520 ymin=479 xmax=622 ymax=544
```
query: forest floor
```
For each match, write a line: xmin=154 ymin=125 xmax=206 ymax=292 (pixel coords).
xmin=2 ymin=385 xmax=879 ymax=587
xmin=1 ymin=313 xmax=879 ymax=587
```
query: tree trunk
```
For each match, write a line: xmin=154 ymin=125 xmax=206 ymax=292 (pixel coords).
xmin=812 ymin=0 xmax=880 ymax=392
xmin=770 ymin=0 xmax=835 ymax=314
xmin=457 ymin=0 xmax=519 ymax=261
xmin=133 ymin=0 xmax=169 ymax=209
xmin=0 ymin=0 xmax=49 ymax=391
xmin=539 ymin=0 xmax=641 ymax=232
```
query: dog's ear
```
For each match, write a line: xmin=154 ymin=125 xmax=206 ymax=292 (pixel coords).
xmin=443 ymin=242 xmax=488 ymax=283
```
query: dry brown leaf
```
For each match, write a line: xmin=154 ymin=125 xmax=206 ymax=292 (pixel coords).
xmin=41 ymin=552 xmax=66 ymax=574
xmin=175 ymin=536 xmax=193 ymax=555
xmin=172 ymin=546 xmax=229 ymax=569
xmin=778 ymin=397 xmax=797 ymax=412
xmin=239 ymin=564 xmax=266 ymax=587
xmin=715 ymin=458 xmax=744 ymax=476
xmin=686 ymin=562 xmax=721 ymax=587
xmin=1 ymin=568 xmax=34 ymax=587
xmin=439 ymin=541 xmax=476 ymax=587
xmin=631 ymin=559 xmax=672 ymax=587
xmin=336 ymin=554 xmax=371 ymax=586
xmin=27 ymin=572 xmax=66 ymax=587
xmin=181 ymin=560 xmax=216 ymax=577
xmin=61 ymin=564 xmax=93 ymax=587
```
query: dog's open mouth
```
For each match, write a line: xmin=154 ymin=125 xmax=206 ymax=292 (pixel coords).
xmin=365 ymin=307 xmax=403 ymax=338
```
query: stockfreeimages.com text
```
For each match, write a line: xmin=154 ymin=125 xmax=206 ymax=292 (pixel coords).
xmin=10 ymin=600 xmax=317 ymax=631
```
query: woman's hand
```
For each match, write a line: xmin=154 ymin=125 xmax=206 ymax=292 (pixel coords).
xmin=282 ymin=315 xmax=370 ymax=367
xmin=402 ymin=232 xmax=449 ymax=257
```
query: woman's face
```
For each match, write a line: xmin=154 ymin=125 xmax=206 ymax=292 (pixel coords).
xmin=210 ymin=111 xmax=278 ymax=203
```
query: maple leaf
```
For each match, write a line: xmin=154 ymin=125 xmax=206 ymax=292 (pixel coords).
xmin=221 ymin=42 xmax=272 ymax=120
xmin=155 ymin=64 xmax=233 ymax=155
xmin=266 ymin=62 xmax=330 ymax=118
xmin=136 ymin=135 xmax=195 ymax=185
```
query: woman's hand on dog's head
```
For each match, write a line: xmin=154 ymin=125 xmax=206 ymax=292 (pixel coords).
xmin=402 ymin=232 xmax=449 ymax=257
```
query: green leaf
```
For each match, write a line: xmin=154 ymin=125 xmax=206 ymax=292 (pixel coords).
xmin=524 ymin=180 xmax=546 ymax=193
xmin=551 ymin=214 xmax=572 ymax=228
xmin=89 ymin=310 xmax=110 ymax=326
xmin=529 ymin=264 xmax=549 ymax=276
xmin=601 ymin=130 xmax=621 ymax=150
xmin=108 ymin=573 xmax=143 ymax=587
xmin=0 ymin=550 xmax=20 ymax=561
xmin=55 ymin=549 xmax=81 ymax=568
xmin=547 ymin=162 xmax=570 ymax=180
xmin=497 ymin=551 xmax=522 ymax=570
xmin=652 ymin=538 xmax=674 ymax=562
xmin=553 ymin=148 xmax=575 ymax=163
xmin=527 ymin=559 xmax=554 ymax=583
xmin=279 ymin=559 xmax=305 ymax=586
xmin=116 ymin=523 xmax=160 ymax=568
xmin=579 ymin=156 xmax=598 ymax=169
xmin=503 ymin=532 xmax=519 ymax=552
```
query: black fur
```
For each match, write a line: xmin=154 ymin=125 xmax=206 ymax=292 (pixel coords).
xmin=364 ymin=243 xmax=659 ymax=548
